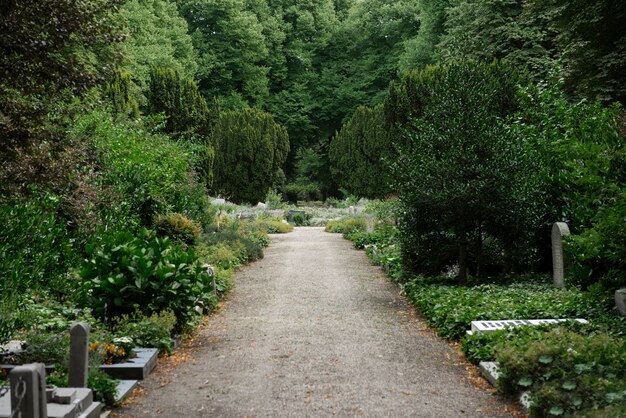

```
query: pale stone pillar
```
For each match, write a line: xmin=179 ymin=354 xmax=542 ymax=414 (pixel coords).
xmin=68 ymin=322 xmax=90 ymax=388
xmin=551 ymin=222 xmax=571 ymax=288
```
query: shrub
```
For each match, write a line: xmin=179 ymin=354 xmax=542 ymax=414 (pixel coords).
xmin=200 ymin=230 xmax=264 ymax=264
xmin=113 ymin=309 xmax=177 ymax=355
xmin=154 ymin=213 xmax=202 ymax=246
xmin=497 ymin=328 xmax=626 ymax=417
xmin=212 ymin=108 xmax=290 ymax=204
xmin=283 ymin=183 xmax=322 ymax=203
xmin=47 ymin=366 xmax=119 ymax=407
xmin=325 ymin=217 xmax=367 ymax=234
xmin=0 ymin=194 xmax=78 ymax=299
xmin=78 ymin=228 xmax=213 ymax=331
xmin=195 ymin=242 xmax=241 ymax=270
xmin=72 ymin=111 xmax=211 ymax=229
xmin=404 ymin=281 xmax=608 ymax=340
xmin=254 ymin=218 xmax=293 ymax=234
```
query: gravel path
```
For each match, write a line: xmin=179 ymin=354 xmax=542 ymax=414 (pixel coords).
xmin=115 ymin=227 xmax=517 ymax=417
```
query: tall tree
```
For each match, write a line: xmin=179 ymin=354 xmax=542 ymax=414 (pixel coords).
xmin=528 ymin=0 xmax=626 ymax=103
xmin=315 ymin=0 xmax=421 ymax=140
xmin=119 ymin=0 xmax=198 ymax=91
xmin=438 ymin=0 xmax=557 ymax=80
xmin=176 ymin=0 xmax=269 ymax=108
xmin=329 ymin=105 xmax=393 ymax=198
xmin=387 ymin=62 xmax=540 ymax=283
xmin=212 ymin=108 xmax=289 ymax=203
xmin=399 ymin=0 xmax=454 ymax=72
xmin=0 ymin=0 xmax=124 ymax=146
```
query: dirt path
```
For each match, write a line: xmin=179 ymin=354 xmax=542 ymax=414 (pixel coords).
xmin=115 ymin=227 xmax=517 ymax=417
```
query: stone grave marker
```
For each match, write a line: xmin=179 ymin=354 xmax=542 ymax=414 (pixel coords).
xmin=551 ymin=222 xmax=570 ymax=288
xmin=68 ymin=323 xmax=89 ymax=388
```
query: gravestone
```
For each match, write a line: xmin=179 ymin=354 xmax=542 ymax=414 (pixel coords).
xmin=615 ymin=289 xmax=626 ymax=317
xmin=10 ymin=363 xmax=47 ymax=418
xmin=68 ymin=323 xmax=89 ymax=388
xmin=256 ymin=202 xmax=266 ymax=210
xmin=551 ymin=222 xmax=570 ymax=288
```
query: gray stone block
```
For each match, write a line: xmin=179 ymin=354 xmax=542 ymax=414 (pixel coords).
xmin=100 ymin=348 xmax=157 ymax=380
xmin=616 ymin=289 xmax=626 ymax=316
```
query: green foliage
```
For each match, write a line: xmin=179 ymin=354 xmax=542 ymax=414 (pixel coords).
xmin=497 ymin=328 xmax=626 ymax=417
xmin=513 ymin=83 xmax=625 ymax=287
xmin=254 ymin=218 xmax=294 ymax=234
xmin=0 ymin=0 xmax=123 ymax=145
xmin=387 ymin=62 xmax=541 ymax=283
xmin=439 ymin=0 xmax=557 ymax=80
xmin=47 ymin=367 xmax=119 ymax=407
xmin=283 ymin=183 xmax=322 ymax=203
xmin=105 ymin=69 xmax=140 ymax=117
xmin=148 ymin=68 xmax=213 ymax=139
xmin=113 ymin=309 xmax=177 ymax=355
xmin=0 ymin=195 xmax=78 ymax=299
xmin=73 ymin=111 xmax=210 ymax=229
xmin=398 ymin=0 xmax=453 ymax=71
xmin=200 ymin=230 xmax=264 ymax=264
xmin=8 ymin=330 xmax=70 ymax=365
xmin=176 ymin=0 xmax=270 ymax=107
xmin=329 ymin=105 xmax=393 ymax=198
xmin=212 ymin=108 xmax=290 ymax=203
xmin=527 ymin=0 xmax=626 ymax=103
xmin=325 ymin=217 xmax=366 ymax=234
xmin=195 ymin=243 xmax=242 ymax=271
xmin=404 ymin=280 xmax=611 ymax=341
xmin=78 ymin=228 xmax=214 ymax=331
xmin=154 ymin=213 xmax=202 ymax=246
xmin=315 ymin=0 xmax=420 ymax=144
xmin=120 ymin=0 xmax=198 ymax=91
xmin=462 ymin=323 xmax=556 ymax=364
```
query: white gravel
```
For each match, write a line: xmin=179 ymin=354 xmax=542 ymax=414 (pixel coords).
xmin=115 ymin=227 xmax=516 ymax=417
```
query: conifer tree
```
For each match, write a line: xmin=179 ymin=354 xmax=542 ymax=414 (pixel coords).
xmin=329 ymin=105 xmax=392 ymax=198
xmin=212 ymin=108 xmax=289 ymax=203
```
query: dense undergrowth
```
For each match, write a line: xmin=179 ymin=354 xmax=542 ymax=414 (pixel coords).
xmin=0 ymin=111 xmax=298 ymax=406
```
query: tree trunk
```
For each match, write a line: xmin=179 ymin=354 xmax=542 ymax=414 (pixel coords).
xmin=458 ymin=222 xmax=468 ymax=285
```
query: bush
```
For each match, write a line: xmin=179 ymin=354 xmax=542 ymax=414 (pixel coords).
xmin=0 ymin=194 xmax=78 ymax=299
xmin=283 ymin=183 xmax=322 ymax=203
xmin=497 ymin=328 xmax=626 ymax=417
xmin=154 ymin=213 xmax=202 ymax=246
xmin=78 ymin=228 xmax=213 ymax=331
xmin=47 ymin=366 xmax=119 ymax=407
xmin=200 ymin=230 xmax=264 ymax=264
xmin=325 ymin=217 xmax=367 ymax=234
xmin=113 ymin=309 xmax=177 ymax=355
xmin=72 ymin=111 xmax=211 ymax=229
xmin=254 ymin=218 xmax=293 ymax=234
xmin=195 ymin=242 xmax=242 ymax=270
xmin=404 ymin=281 xmax=609 ymax=340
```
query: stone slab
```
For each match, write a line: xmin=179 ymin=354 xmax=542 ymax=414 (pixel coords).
xmin=478 ymin=362 xmax=530 ymax=411
xmin=470 ymin=318 xmax=588 ymax=333
xmin=115 ymin=380 xmax=138 ymax=403
xmin=479 ymin=361 xmax=500 ymax=386
xmin=100 ymin=348 xmax=157 ymax=380
xmin=0 ymin=387 xmax=96 ymax=418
